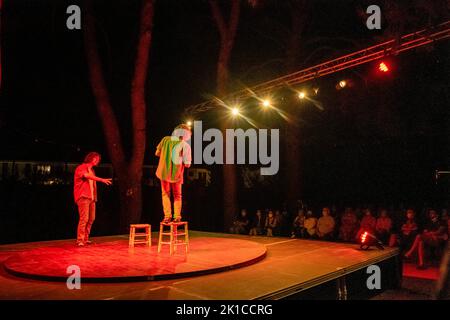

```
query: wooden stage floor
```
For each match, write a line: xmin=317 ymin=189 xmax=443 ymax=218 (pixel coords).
xmin=0 ymin=231 xmax=399 ymax=300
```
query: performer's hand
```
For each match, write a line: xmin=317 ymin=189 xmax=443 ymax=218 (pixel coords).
xmin=102 ymin=178 xmax=113 ymax=185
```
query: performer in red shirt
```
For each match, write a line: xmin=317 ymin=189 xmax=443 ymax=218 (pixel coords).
xmin=74 ymin=152 xmax=112 ymax=246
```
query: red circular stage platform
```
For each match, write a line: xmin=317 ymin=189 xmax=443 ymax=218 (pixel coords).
xmin=3 ymin=237 xmax=266 ymax=282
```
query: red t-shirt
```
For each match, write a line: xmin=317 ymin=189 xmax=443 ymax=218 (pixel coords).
xmin=74 ymin=163 xmax=97 ymax=203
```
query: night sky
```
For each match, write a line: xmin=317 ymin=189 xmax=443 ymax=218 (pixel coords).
xmin=0 ymin=0 xmax=449 ymax=206
xmin=0 ymin=1 xmax=396 ymax=159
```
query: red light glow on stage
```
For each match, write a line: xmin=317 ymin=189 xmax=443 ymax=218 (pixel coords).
xmin=378 ymin=62 xmax=389 ymax=72
xmin=361 ymin=231 xmax=368 ymax=243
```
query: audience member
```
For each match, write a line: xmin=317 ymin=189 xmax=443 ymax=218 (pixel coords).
xmin=304 ymin=210 xmax=317 ymax=238
xmin=405 ymin=209 xmax=448 ymax=269
xmin=249 ymin=209 xmax=264 ymax=236
xmin=291 ymin=209 xmax=306 ymax=238
xmin=338 ymin=207 xmax=359 ymax=242
xmin=375 ymin=209 xmax=393 ymax=245
xmin=265 ymin=210 xmax=277 ymax=237
xmin=356 ymin=208 xmax=377 ymax=239
xmin=397 ymin=208 xmax=419 ymax=252
xmin=317 ymin=207 xmax=336 ymax=241
xmin=229 ymin=209 xmax=249 ymax=235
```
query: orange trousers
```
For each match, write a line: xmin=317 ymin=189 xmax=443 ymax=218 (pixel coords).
xmin=160 ymin=180 xmax=182 ymax=219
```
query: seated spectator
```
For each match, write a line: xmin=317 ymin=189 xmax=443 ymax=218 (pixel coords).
xmin=291 ymin=209 xmax=306 ymax=238
xmin=317 ymin=207 xmax=336 ymax=241
xmin=265 ymin=210 xmax=277 ymax=237
xmin=396 ymin=208 xmax=419 ymax=252
xmin=304 ymin=210 xmax=317 ymax=238
xmin=356 ymin=208 xmax=377 ymax=239
xmin=249 ymin=209 xmax=264 ymax=236
xmin=375 ymin=209 xmax=393 ymax=245
xmin=274 ymin=210 xmax=285 ymax=236
xmin=405 ymin=209 xmax=448 ymax=269
xmin=338 ymin=207 xmax=359 ymax=242
xmin=229 ymin=209 xmax=249 ymax=235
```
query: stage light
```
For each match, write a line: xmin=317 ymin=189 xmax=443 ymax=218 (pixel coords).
xmin=298 ymin=92 xmax=306 ymax=99
xmin=359 ymin=231 xmax=384 ymax=250
xmin=231 ymin=107 xmax=240 ymax=116
xmin=379 ymin=62 xmax=389 ymax=72
xmin=262 ymin=99 xmax=271 ymax=108
xmin=186 ymin=120 xmax=193 ymax=127
xmin=339 ymin=80 xmax=347 ymax=88
xmin=313 ymin=88 xmax=319 ymax=95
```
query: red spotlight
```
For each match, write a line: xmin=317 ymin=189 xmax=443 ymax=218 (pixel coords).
xmin=361 ymin=232 xmax=368 ymax=243
xmin=359 ymin=231 xmax=384 ymax=250
xmin=378 ymin=62 xmax=389 ymax=73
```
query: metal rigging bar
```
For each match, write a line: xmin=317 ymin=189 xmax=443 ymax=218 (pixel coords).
xmin=185 ymin=20 xmax=450 ymax=115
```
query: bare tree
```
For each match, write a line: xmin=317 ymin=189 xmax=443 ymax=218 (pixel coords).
xmin=209 ymin=0 xmax=241 ymax=231
xmin=284 ymin=0 xmax=310 ymax=214
xmin=0 ymin=0 xmax=3 ymax=92
xmin=83 ymin=0 xmax=155 ymax=231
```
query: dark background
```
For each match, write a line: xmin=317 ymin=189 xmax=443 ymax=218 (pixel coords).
xmin=0 ymin=0 xmax=449 ymax=243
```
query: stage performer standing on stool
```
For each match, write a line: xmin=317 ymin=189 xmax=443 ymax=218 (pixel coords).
xmin=155 ymin=124 xmax=192 ymax=223
xmin=73 ymin=152 xmax=112 ymax=246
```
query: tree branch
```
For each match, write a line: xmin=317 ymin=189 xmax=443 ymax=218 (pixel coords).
xmin=209 ymin=0 xmax=228 ymax=41
xmin=130 ymin=0 xmax=154 ymax=169
xmin=0 ymin=0 xmax=3 ymax=92
xmin=227 ymin=0 xmax=241 ymax=45
xmin=83 ymin=0 xmax=126 ymax=170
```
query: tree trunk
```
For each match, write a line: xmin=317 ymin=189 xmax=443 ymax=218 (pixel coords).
xmin=117 ymin=170 xmax=142 ymax=230
xmin=83 ymin=0 xmax=154 ymax=233
xmin=209 ymin=0 xmax=241 ymax=232
xmin=284 ymin=0 xmax=308 ymax=214
xmin=218 ymin=50 xmax=237 ymax=231
xmin=0 ymin=0 xmax=3 ymax=92
xmin=126 ymin=0 xmax=154 ymax=230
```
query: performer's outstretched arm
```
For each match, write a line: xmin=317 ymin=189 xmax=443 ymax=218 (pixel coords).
xmin=83 ymin=172 xmax=112 ymax=185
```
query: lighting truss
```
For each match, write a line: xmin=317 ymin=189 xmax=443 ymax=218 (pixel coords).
xmin=185 ymin=20 xmax=450 ymax=115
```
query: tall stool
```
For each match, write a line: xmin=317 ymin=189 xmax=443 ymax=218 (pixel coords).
xmin=129 ymin=224 xmax=152 ymax=247
xmin=158 ymin=221 xmax=189 ymax=255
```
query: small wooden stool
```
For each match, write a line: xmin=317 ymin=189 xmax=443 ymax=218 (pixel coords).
xmin=158 ymin=221 xmax=189 ymax=255
xmin=129 ymin=224 xmax=152 ymax=247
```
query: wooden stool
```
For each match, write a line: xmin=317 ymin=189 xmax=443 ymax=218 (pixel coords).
xmin=129 ymin=224 xmax=152 ymax=247
xmin=158 ymin=221 xmax=189 ymax=255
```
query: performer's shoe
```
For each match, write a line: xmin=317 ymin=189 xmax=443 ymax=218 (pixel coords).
xmin=173 ymin=217 xmax=182 ymax=223
xmin=77 ymin=242 xmax=85 ymax=247
xmin=85 ymin=240 xmax=93 ymax=245
xmin=162 ymin=217 xmax=171 ymax=224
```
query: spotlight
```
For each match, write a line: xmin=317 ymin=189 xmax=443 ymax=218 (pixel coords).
xmin=231 ymin=107 xmax=240 ymax=116
xmin=378 ymin=62 xmax=389 ymax=72
xmin=298 ymin=92 xmax=306 ymax=99
xmin=359 ymin=231 xmax=384 ymax=250
xmin=186 ymin=120 xmax=193 ymax=127
xmin=262 ymin=99 xmax=271 ymax=108
xmin=339 ymin=80 xmax=347 ymax=88
xmin=313 ymin=88 xmax=319 ymax=95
